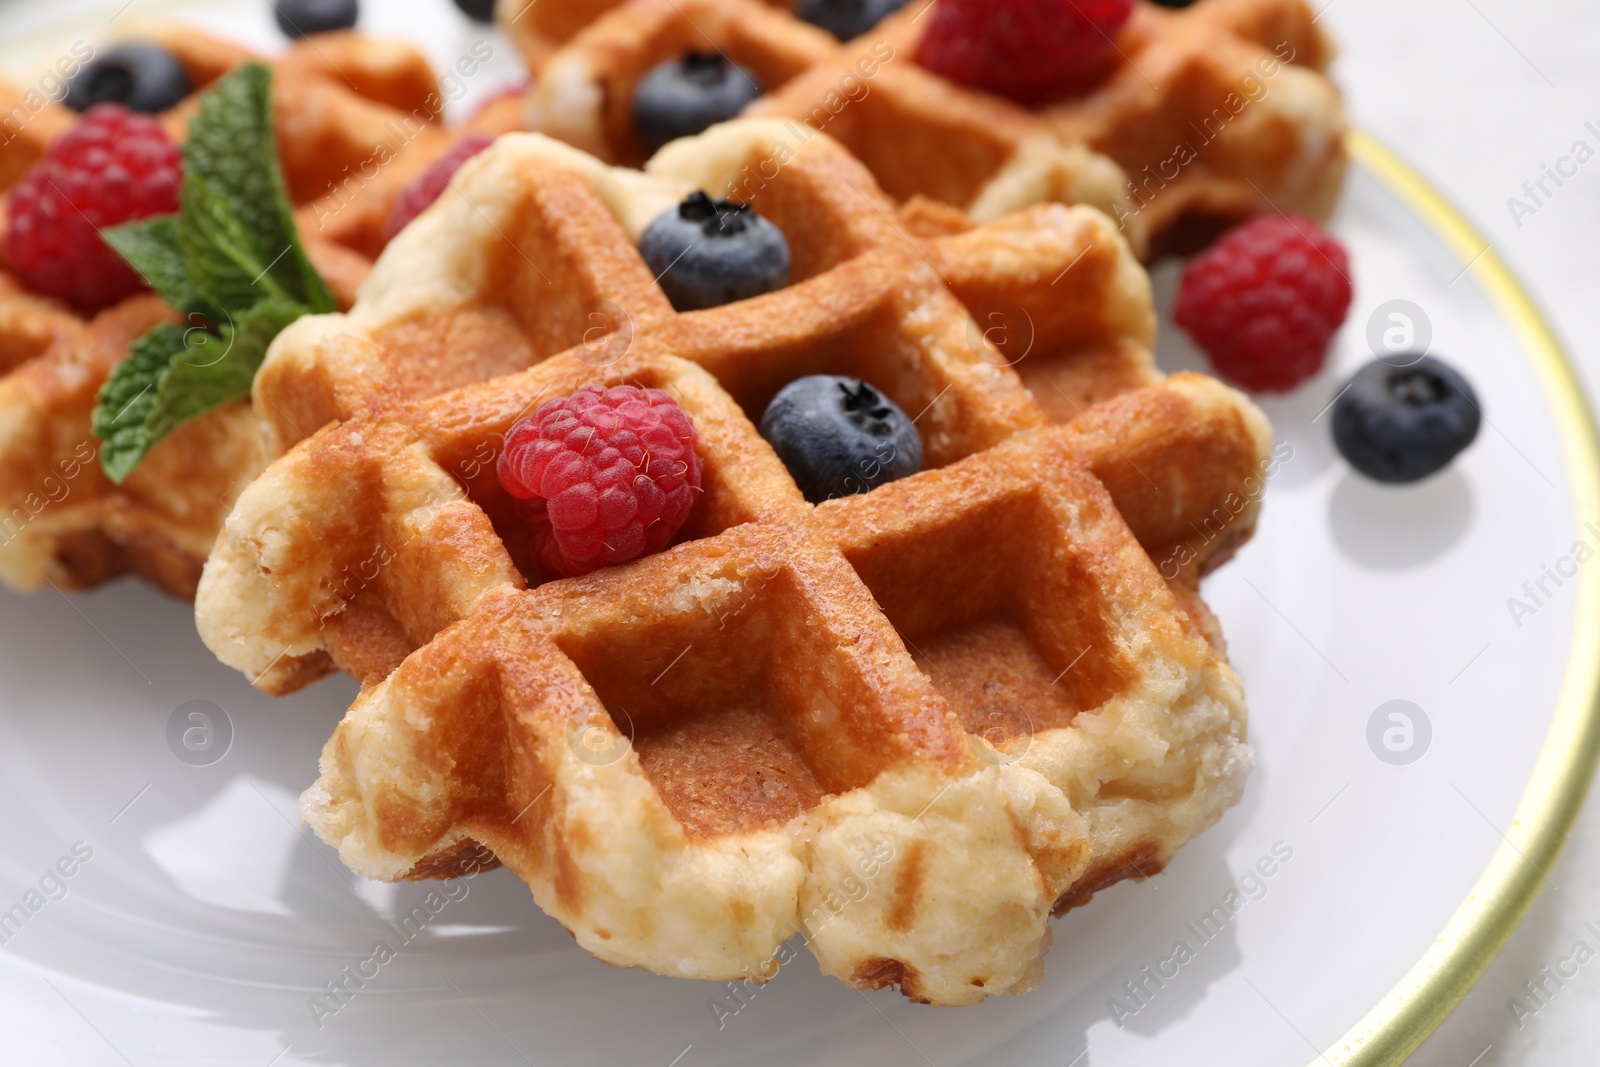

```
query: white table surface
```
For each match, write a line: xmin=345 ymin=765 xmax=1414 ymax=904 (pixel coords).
xmin=1321 ymin=1 xmax=1600 ymax=1062
xmin=0 ymin=1 xmax=1595 ymax=1062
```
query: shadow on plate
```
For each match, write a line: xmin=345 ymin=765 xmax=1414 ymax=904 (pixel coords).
xmin=1328 ymin=466 xmax=1474 ymax=570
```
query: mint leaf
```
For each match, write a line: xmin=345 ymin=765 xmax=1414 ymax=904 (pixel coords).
xmin=100 ymin=215 xmax=213 ymax=315
xmin=93 ymin=324 xmax=192 ymax=483
xmin=154 ymin=299 xmax=304 ymax=441
xmin=182 ymin=63 xmax=335 ymax=313
xmin=92 ymin=61 xmax=341 ymax=481
xmin=92 ymin=300 xmax=304 ymax=483
xmin=178 ymin=171 xmax=297 ymax=312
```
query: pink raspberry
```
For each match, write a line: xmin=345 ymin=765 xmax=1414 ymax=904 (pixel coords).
xmin=497 ymin=385 xmax=703 ymax=578
xmin=917 ymin=0 xmax=1135 ymax=106
xmin=382 ymin=134 xmax=496 ymax=244
xmin=3 ymin=104 xmax=182 ymax=312
xmin=1174 ymin=213 xmax=1353 ymax=393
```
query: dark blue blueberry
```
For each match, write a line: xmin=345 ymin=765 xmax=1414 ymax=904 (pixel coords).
xmin=632 ymin=52 xmax=762 ymax=155
xmin=759 ymin=376 xmax=923 ymax=503
xmin=795 ymin=0 xmax=909 ymax=40
xmin=638 ymin=192 xmax=791 ymax=311
xmin=1332 ymin=355 xmax=1481 ymax=484
xmin=274 ymin=0 xmax=359 ymax=38
xmin=453 ymin=0 xmax=498 ymax=21
xmin=64 ymin=43 xmax=192 ymax=114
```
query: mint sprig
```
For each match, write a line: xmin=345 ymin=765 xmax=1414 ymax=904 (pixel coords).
xmin=93 ymin=301 xmax=305 ymax=480
xmin=92 ymin=62 xmax=336 ymax=483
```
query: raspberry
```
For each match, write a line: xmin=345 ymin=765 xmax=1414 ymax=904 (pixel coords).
xmin=1174 ymin=213 xmax=1353 ymax=393
xmin=917 ymin=0 xmax=1134 ymax=106
xmin=3 ymin=104 xmax=182 ymax=313
xmin=497 ymin=385 xmax=703 ymax=578
xmin=382 ymin=134 xmax=496 ymax=244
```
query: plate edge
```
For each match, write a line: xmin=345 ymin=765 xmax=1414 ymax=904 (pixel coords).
xmin=1321 ymin=129 xmax=1600 ymax=1067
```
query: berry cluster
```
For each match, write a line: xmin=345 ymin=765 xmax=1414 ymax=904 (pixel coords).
xmin=1174 ymin=212 xmax=1479 ymax=484
xmin=3 ymin=105 xmax=182 ymax=312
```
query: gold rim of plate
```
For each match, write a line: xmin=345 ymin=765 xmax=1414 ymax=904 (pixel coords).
xmin=3 ymin=11 xmax=1597 ymax=1056
xmin=1326 ymin=130 xmax=1600 ymax=1065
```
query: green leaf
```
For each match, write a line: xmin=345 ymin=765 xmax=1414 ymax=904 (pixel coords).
xmin=100 ymin=215 xmax=211 ymax=316
xmin=177 ymin=171 xmax=296 ymax=312
xmin=91 ymin=62 xmax=339 ymax=482
xmin=93 ymin=300 xmax=306 ymax=483
xmin=93 ymin=324 xmax=192 ymax=483
xmin=182 ymin=62 xmax=335 ymax=313
xmin=153 ymin=299 xmax=304 ymax=442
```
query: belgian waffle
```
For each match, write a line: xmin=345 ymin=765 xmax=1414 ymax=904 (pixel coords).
xmin=286 ymin=355 xmax=1256 ymax=1005
xmin=0 ymin=285 xmax=266 ymax=593
xmin=0 ymin=28 xmax=518 ymax=595
xmin=201 ymin=117 xmax=1178 ymax=688
xmin=508 ymin=0 xmax=1346 ymax=257
xmin=195 ymin=120 xmax=1271 ymax=1000
xmin=1 ymin=28 xmax=447 ymax=215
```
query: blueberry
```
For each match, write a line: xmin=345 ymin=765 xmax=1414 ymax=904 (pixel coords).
xmin=453 ymin=0 xmax=497 ymax=20
xmin=274 ymin=0 xmax=359 ymax=38
xmin=760 ymin=376 xmax=923 ymax=503
xmin=64 ymin=44 xmax=192 ymax=114
xmin=1331 ymin=355 xmax=1481 ymax=484
xmin=795 ymin=0 xmax=909 ymax=39
xmin=638 ymin=192 xmax=791 ymax=311
xmin=632 ymin=52 xmax=762 ymax=155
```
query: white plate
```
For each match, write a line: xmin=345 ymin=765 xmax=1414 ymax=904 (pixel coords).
xmin=3 ymin=5 xmax=1597 ymax=1065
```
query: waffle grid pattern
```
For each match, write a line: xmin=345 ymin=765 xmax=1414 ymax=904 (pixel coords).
xmin=508 ymin=0 xmax=1347 ymax=257
xmin=0 ymin=27 xmax=517 ymax=594
xmin=196 ymin=119 xmax=1271 ymax=1002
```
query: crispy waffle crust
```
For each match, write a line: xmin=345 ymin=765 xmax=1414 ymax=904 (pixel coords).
xmin=203 ymin=119 xmax=1179 ymax=686
xmin=1 ymin=28 xmax=447 ymax=213
xmin=508 ymin=0 xmax=1346 ymax=257
xmin=291 ymin=361 xmax=1256 ymax=1005
xmin=0 ymin=28 xmax=521 ymax=595
xmin=0 ymin=285 xmax=266 ymax=593
xmin=197 ymin=121 xmax=1272 ymax=1001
